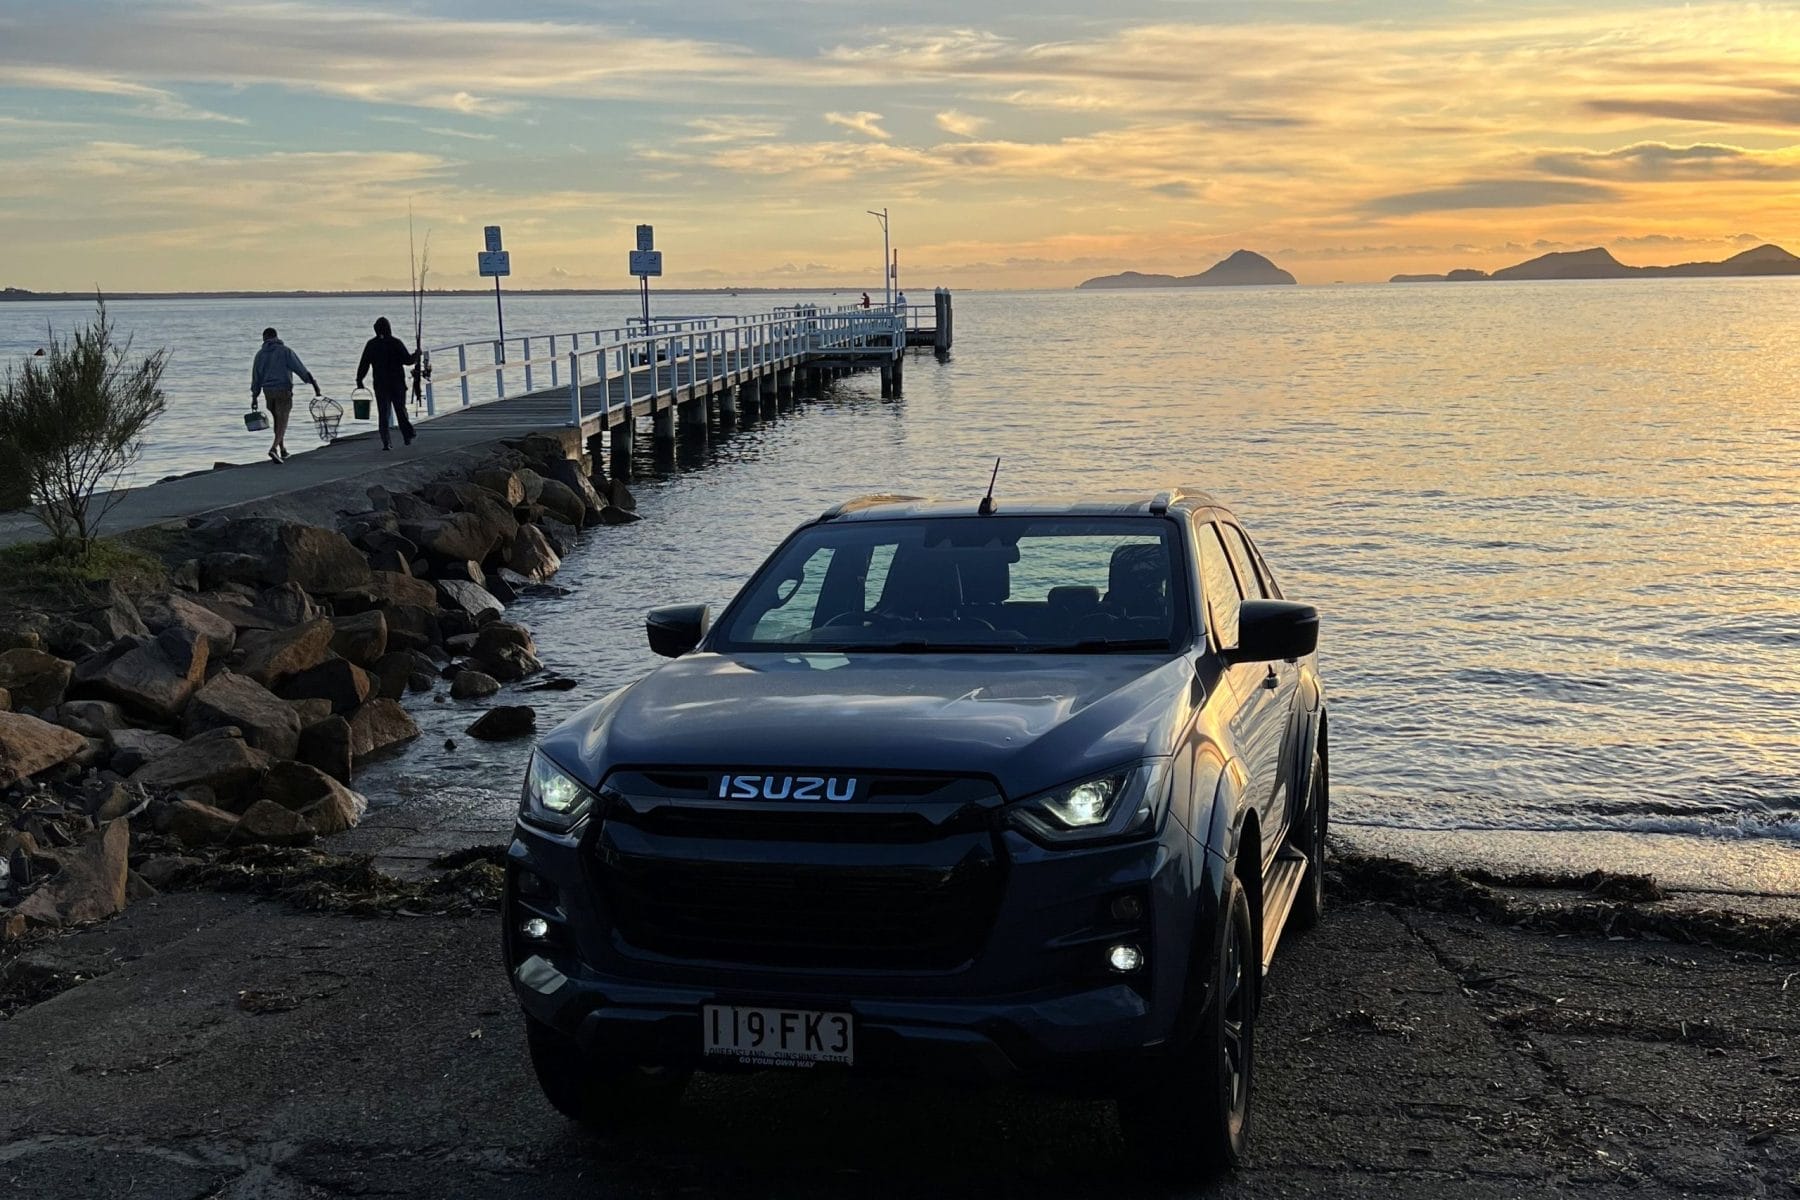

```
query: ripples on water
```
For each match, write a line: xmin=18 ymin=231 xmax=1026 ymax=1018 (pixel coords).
xmin=5 ymin=283 xmax=1797 ymax=860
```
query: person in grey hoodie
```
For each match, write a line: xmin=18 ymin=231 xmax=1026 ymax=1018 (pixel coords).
xmin=250 ymin=327 xmax=319 ymax=463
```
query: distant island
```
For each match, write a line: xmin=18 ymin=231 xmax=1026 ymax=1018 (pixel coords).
xmin=1079 ymin=250 xmax=1297 ymax=289
xmin=1391 ymin=243 xmax=1800 ymax=283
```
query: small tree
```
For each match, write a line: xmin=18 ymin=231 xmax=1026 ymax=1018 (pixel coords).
xmin=0 ymin=299 xmax=167 ymax=555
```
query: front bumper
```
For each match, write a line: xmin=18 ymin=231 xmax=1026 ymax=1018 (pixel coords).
xmin=504 ymin=810 xmax=1221 ymax=1086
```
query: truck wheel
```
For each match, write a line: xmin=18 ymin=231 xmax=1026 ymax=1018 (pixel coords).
xmin=1290 ymin=751 xmax=1328 ymax=932
xmin=524 ymin=1016 xmax=689 ymax=1132
xmin=1116 ymin=877 xmax=1256 ymax=1179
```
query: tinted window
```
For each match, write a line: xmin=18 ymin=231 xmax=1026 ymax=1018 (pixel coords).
xmin=1196 ymin=523 xmax=1243 ymax=650
xmin=1221 ymin=525 xmax=1267 ymax=600
xmin=719 ymin=516 xmax=1187 ymax=652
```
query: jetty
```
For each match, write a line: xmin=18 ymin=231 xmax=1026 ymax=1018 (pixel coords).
xmin=0 ymin=294 xmax=954 ymax=550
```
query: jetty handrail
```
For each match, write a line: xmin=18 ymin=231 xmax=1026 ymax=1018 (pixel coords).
xmin=418 ymin=305 xmax=905 ymax=426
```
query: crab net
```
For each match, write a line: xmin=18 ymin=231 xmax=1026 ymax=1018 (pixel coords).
xmin=310 ymin=395 xmax=344 ymax=443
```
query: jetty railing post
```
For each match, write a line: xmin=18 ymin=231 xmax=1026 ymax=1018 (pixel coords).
xmin=424 ymin=371 xmax=435 ymax=417
xmin=494 ymin=341 xmax=505 ymax=400
xmin=550 ymin=335 xmax=559 ymax=388
xmin=568 ymin=350 xmax=581 ymax=426
xmin=458 ymin=344 xmax=470 ymax=407
xmin=524 ymin=336 xmax=535 ymax=393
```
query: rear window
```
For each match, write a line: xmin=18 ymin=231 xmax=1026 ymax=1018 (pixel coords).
xmin=716 ymin=516 xmax=1189 ymax=653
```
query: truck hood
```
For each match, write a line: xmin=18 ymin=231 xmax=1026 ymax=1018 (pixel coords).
xmin=539 ymin=651 xmax=1195 ymax=800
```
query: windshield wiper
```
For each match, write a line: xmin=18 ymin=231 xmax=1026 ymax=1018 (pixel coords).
xmin=1028 ymin=637 xmax=1173 ymax=654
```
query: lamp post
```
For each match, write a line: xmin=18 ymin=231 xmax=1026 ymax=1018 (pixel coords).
xmin=867 ymin=207 xmax=891 ymax=307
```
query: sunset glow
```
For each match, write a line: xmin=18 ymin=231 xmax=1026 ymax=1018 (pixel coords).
xmin=4 ymin=1 xmax=1800 ymax=290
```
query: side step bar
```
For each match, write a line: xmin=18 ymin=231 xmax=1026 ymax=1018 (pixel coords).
xmin=1260 ymin=848 xmax=1309 ymax=972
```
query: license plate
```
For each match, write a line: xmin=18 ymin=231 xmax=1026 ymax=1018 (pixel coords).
xmin=703 ymin=1004 xmax=854 ymax=1067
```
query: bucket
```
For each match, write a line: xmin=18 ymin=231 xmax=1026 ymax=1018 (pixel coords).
xmin=243 ymin=407 xmax=269 ymax=433
xmin=351 ymin=388 xmax=372 ymax=421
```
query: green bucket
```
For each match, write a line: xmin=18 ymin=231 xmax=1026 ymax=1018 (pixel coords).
xmin=352 ymin=388 xmax=372 ymax=420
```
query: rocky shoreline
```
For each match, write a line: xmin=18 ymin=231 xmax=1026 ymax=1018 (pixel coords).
xmin=0 ymin=432 xmax=630 ymax=940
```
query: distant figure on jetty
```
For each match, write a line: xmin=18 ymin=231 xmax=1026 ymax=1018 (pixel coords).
xmin=895 ymin=289 xmax=907 ymax=310
xmin=355 ymin=317 xmax=419 ymax=451
xmin=251 ymin=327 xmax=319 ymax=463
xmin=860 ymin=292 xmax=871 ymax=309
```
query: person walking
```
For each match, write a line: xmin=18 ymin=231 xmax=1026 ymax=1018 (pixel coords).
xmin=860 ymin=291 xmax=871 ymax=309
xmin=250 ymin=327 xmax=319 ymax=463
xmin=354 ymin=317 xmax=419 ymax=451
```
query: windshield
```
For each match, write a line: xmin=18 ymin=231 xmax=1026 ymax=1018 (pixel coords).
xmin=715 ymin=516 xmax=1188 ymax=653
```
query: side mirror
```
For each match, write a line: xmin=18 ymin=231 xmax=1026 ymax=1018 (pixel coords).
xmin=1230 ymin=600 xmax=1317 ymax=664
xmin=647 ymin=604 xmax=710 ymax=658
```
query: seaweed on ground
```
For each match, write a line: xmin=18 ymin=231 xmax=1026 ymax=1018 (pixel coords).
xmin=169 ymin=844 xmax=504 ymax=917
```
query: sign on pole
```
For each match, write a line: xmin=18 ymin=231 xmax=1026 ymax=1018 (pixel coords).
xmin=484 ymin=225 xmax=504 ymax=253
xmin=629 ymin=250 xmax=663 ymax=277
xmin=478 ymin=250 xmax=511 ymax=277
xmin=636 ymin=224 xmax=655 ymax=253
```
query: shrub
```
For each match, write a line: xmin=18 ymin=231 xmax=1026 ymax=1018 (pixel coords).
xmin=0 ymin=299 xmax=167 ymax=554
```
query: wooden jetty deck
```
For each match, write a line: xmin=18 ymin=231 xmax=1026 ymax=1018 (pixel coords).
xmin=0 ymin=295 xmax=954 ymax=550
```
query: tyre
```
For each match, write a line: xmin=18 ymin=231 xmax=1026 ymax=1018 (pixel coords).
xmin=1116 ymin=876 xmax=1257 ymax=1179
xmin=524 ymin=1016 xmax=689 ymax=1132
xmin=1290 ymin=750 xmax=1328 ymax=932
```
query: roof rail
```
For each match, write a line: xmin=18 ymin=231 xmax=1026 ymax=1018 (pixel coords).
xmin=1148 ymin=488 xmax=1187 ymax=515
xmin=818 ymin=493 xmax=924 ymax=521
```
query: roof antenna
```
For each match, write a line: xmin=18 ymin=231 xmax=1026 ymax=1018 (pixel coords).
xmin=978 ymin=457 xmax=1000 ymax=515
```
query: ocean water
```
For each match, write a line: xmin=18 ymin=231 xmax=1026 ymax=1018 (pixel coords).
xmin=4 ymin=283 xmax=1797 ymax=883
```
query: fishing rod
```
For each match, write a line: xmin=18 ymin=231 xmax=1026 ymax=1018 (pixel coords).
xmin=409 ymin=208 xmax=432 ymax=410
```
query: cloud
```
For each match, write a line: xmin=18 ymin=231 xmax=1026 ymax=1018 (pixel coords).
xmin=0 ymin=66 xmax=244 ymax=123
xmin=823 ymin=111 xmax=891 ymax=140
xmin=681 ymin=115 xmax=785 ymax=144
xmin=1533 ymin=141 xmax=1800 ymax=182
xmin=935 ymin=109 xmax=988 ymax=137
xmin=1586 ymin=93 xmax=1800 ymax=130
xmin=423 ymin=126 xmax=499 ymax=142
xmin=1365 ymin=179 xmax=1621 ymax=215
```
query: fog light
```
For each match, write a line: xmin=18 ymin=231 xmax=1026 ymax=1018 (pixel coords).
xmin=1109 ymin=894 xmax=1144 ymax=921
xmin=521 ymin=917 xmax=549 ymax=940
xmin=1107 ymin=944 xmax=1143 ymax=973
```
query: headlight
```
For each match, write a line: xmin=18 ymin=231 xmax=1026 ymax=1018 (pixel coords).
xmin=1010 ymin=760 xmax=1172 ymax=846
xmin=521 ymin=750 xmax=598 ymax=831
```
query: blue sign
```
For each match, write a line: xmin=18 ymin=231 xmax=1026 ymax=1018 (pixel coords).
xmin=478 ymin=250 xmax=511 ymax=277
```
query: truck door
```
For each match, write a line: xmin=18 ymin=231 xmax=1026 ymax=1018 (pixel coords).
xmin=1221 ymin=523 xmax=1301 ymax=844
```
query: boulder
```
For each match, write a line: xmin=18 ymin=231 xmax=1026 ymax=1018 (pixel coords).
xmin=82 ymin=593 xmax=150 ymax=641
xmin=367 ymin=549 xmax=412 ymax=576
xmin=382 ymin=605 xmax=442 ymax=653
xmin=483 ymin=573 xmax=518 ymax=605
xmin=548 ymin=458 xmax=608 ymax=513
xmin=47 ymin=620 xmax=108 ymax=661
xmin=0 ymin=686 xmax=9 ymax=711
xmin=407 ymin=671 xmax=435 ymax=693
xmin=198 ymin=552 xmax=265 ymax=591
xmin=259 ymin=759 xmax=366 ymax=833
xmin=228 ymin=518 xmax=373 ymax=594
xmin=431 ymin=559 xmax=486 ymax=585
xmin=515 ymin=469 xmax=547 ymax=504
xmin=130 ymin=728 xmax=271 ymax=807
xmin=0 ymin=648 xmax=74 ymax=711
xmin=11 ymin=819 xmax=128 ymax=928
xmin=187 ymin=591 xmax=283 ymax=633
xmin=137 ymin=854 xmax=202 ymax=889
xmin=604 ymin=477 xmax=637 ymax=512
xmin=54 ymin=699 xmax=127 ymax=739
xmin=160 ymin=797 xmax=239 ymax=847
xmin=297 ymin=715 xmax=353 ymax=784
xmin=330 ymin=610 xmax=388 ymax=667
xmin=138 ymin=593 xmax=237 ymax=657
xmin=287 ymin=697 xmax=333 ymax=728
xmin=183 ymin=671 xmax=302 ymax=758
xmin=237 ymin=619 xmax=335 ymax=688
xmin=534 ymin=478 xmax=587 ymax=527
xmin=389 ymin=491 xmax=447 ymax=522
xmin=467 ymin=705 xmax=536 ymax=741
xmin=473 ymin=467 xmax=526 ymax=506
xmin=230 ymin=798 xmax=315 ymax=846
xmin=507 ymin=524 xmax=561 ymax=582
xmin=170 ymin=559 xmax=202 ymax=591
xmin=450 ymin=671 xmax=500 ymax=700
xmin=598 ymin=506 xmax=642 ymax=525
xmin=348 ymin=699 xmax=421 ymax=759
xmin=475 ymin=622 xmax=537 ymax=661
xmin=0 ymin=711 xmax=89 ymax=787
xmin=85 ymin=780 xmax=144 ymax=822
xmin=436 ymin=579 xmax=505 ymax=622
xmin=357 ymin=528 xmax=419 ymax=561
xmin=107 ymin=728 xmax=183 ymax=775
xmin=361 ymin=571 xmax=439 ymax=611
xmin=75 ymin=627 xmax=209 ymax=721
xmin=481 ymin=644 xmax=543 ymax=683
xmin=399 ymin=512 xmax=501 ymax=563
xmin=369 ymin=651 xmax=412 ymax=700
xmin=275 ymin=656 xmax=374 ymax=715
xmin=256 ymin=582 xmax=325 ymax=628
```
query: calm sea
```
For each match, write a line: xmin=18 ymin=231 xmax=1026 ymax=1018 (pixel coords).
xmin=4 ymin=284 xmax=1797 ymax=887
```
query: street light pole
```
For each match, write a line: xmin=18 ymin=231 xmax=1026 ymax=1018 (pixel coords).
xmin=867 ymin=207 xmax=890 ymax=307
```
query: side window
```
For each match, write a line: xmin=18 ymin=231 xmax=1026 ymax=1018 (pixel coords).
xmin=1221 ymin=525 xmax=1268 ymax=599
xmin=751 ymin=546 xmax=834 ymax=641
xmin=1195 ymin=523 xmax=1243 ymax=650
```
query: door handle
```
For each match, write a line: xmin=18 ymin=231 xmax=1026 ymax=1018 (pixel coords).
xmin=1262 ymin=667 xmax=1278 ymax=690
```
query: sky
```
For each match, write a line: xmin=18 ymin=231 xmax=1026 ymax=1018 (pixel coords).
xmin=2 ymin=0 xmax=1799 ymax=290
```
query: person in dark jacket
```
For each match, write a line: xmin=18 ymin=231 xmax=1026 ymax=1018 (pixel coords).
xmin=354 ymin=317 xmax=419 ymax=450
